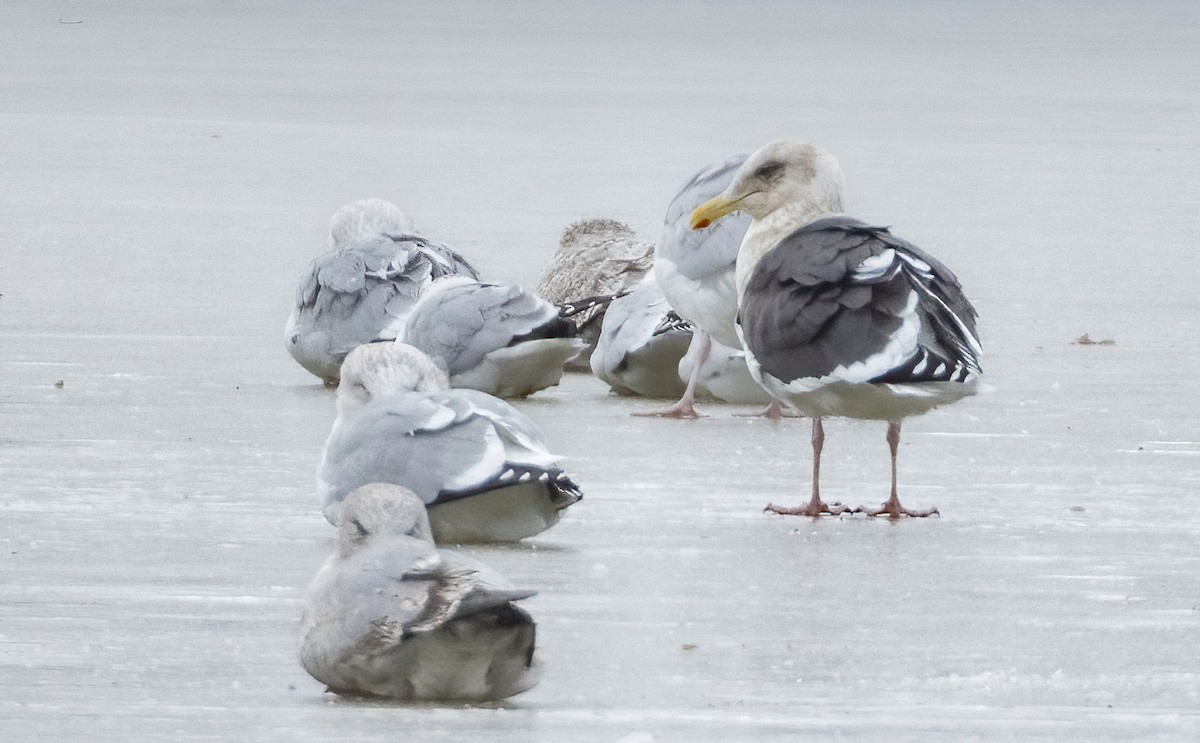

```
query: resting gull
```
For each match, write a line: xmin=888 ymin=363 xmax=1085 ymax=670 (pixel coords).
xmin=690 ymin=139 xmax=982 ymax=518
xmin=285 ymin=228 xmax=480 ymax=386
xmin=319 ymin=343 xmax=582 ymax=541
xmin=589 ymin=273 xmax=693 ymax=399
xmin=298 ymin=483 xmax=539 ymax=701
xmin=677 ymin=335 xmax=772 ymax=405
xmin=535 ymin=218 xmax=654 ymax=370
xmin=400 ymin=277 xmax=586 ymax=398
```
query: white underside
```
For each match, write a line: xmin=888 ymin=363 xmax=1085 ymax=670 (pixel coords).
xmin=654 ymin=257 xmax=741 ymax=349
xmin=596 ymin=332 xmax=692 ymax=398
xmin=428 ymin=481 xmax=571 ymax=543
xmin=451 ymin=338 xmax=585 ymax=398
xmin=677 ymin=336 xmax=770 ymax=404
xmin=753 ymin=365 xmax=979 ymax=420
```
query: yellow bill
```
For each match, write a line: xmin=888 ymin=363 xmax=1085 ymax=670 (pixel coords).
xmin=689 ymin=195 xmax=744 ymax=230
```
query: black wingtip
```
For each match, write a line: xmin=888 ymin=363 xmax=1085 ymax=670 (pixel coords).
xmin=557 ymin=290 xmax=630 ymax=319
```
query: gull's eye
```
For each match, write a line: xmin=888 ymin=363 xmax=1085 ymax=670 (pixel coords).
xmin=350 ymin=519 xmax=369 ymax=540
xmin=753 ymin=160 xmax=785 ymax=181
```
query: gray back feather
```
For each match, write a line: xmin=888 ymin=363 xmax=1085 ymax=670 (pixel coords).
xmin=320 ymin=388 xmax=554 ymax=522
xmin=740 ymin=216 xmax=981 ymax=384
xmin=657 ymin=153 xmax=752 ymax=280
xmin=590 ymin=276 xmax=688 ymax=379
xmin=403 ymin=281 xmax=560 ymax=375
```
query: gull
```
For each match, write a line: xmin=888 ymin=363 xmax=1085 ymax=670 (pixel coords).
xmin=328 ymin=198 xmax=416 ymax=248
xmin=399 ymin=277 xmax=586 ymax=398
xmin=589 ymin=273 xmax=694 ymax=399
xmin=319 ymin=343 xmax=582 ymax=541
xmin=285 ymin=200 xmax=479 ymax=386
xmin=535 ymin=218 xmax=654 ymax=370
xmin=298 ymin=483 xmax=539 ymax=701
xmin=644 ymin=153 xmax=757 ymax=418
xmin=690 ymin=140 xmax=982 ymax=518
xmin=676 ymin=335 xmax=772 ymax=406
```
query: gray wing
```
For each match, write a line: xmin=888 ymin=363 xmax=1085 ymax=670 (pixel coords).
xmin=656 ymin=153 xmax=751 ymax=281
xmin=302 ymin=541 xmax=476 ymax=662
xmin=286 ymin=234 xmax=481 ymax=380
xmin=591 ymin=277 xmax=689 ymax=379
xmin=319 ymin=393 xmax=504 ymax=521
xmin=740 ymin=216 xmax=982 ymax=386
xmin=319 ymin=389 xmax=562 ymax=523
xmin=403 ymin=281 xmax=566 ymax=375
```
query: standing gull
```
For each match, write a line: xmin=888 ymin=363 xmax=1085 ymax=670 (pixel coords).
xmin=298 ymin=483 xmax=539 ymax=701
xmin=400 ymin=277 xmax=586 ymax=398
xmin=646 ymin=153 xmax=760 ymax=417
xmin=284 ymin=222 xmax=480 ymax=386
xmin=690 ymin=140 xmax=982 ymax=518
xmin=535 ymin=218 xmax=655 ymax=370
xmin=319 ymin=343 xmax=582 ymax=541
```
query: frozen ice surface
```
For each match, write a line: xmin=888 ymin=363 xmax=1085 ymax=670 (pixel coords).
xmin=2 ymin=1 xmax=1198 ymax=741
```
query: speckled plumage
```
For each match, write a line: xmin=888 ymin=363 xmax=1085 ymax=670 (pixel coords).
xmin=298 ymin=484 xmax=539 ymax=701
xmin=536 ymin=218 xmax=654 ymax=368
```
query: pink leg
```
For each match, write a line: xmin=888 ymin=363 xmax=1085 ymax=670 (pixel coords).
xmin=634 ymin=330 xmax=711 ymax=419
xmin=735 ymin=397 xmax=803 ymax=420
xmin=865 ymin=421 xmax=939 ymax=519
xmin=766 ymin=418 xmax=852 ymax=517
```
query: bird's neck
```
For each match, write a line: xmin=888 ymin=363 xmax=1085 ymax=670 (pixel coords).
xmin=735 ymin=201 xmax=839 ymax=302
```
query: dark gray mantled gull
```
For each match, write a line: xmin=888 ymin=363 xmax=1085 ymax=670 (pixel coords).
xmin=284 ymin=227 xmax=480 ymax=386
xmin=589 ymin=272 xmax=693 ymax=399
xmin=643 ymin=153 xmax=764 ymax=418
xmin=400 ymin=276 xmax=585 ymax=398
xmin=298 ymin=483 xmax=540 ymax=701
xmin=690 ymin=139 xmax=982 ymax=519
xmin=319 ymin=343 xmax=582 ymax=542
xmin=328 ymin=198 xmax=416 ymax=249
xmin=535 ymin=218 xmax=655 ymax=371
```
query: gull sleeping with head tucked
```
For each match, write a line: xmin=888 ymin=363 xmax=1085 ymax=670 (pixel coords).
xmin=400 ymin=276 xmax=586 ymax=399
xmin=284 ymin=199 xmax=480 ymax=386
xmin=298 ymin=483 xmax=540 ymax=701
xmin=535 ymin=218 xmax=655 ymax=370
xmin=319 ymin=343 xmax=582 ymax=542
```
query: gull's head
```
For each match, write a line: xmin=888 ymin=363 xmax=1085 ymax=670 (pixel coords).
xmin=337 ymin=342 xmax=449 ymax=410
xmin=336 ymin=483 xmax=433 ymax=557
xmin=328 ymin=198 xmax=416 ymax=249
xmin=690 ymin=140 xmax=844 ymax=229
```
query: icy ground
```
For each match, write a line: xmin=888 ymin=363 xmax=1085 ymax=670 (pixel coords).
xmin=1 ymin=1 xmax=1198 ymax=741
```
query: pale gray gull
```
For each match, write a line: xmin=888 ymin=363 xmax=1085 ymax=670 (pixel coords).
xmin=691 ymin=139 xmax=982 ymax=518
xmin=319 ymin=343 xmax=582 ymax=541
xmin=644 ymin=153 xmax=768 ymax=418
xmin=328 ymin=198 xmax=416 ymax=248
xmin=298 ymin=483 xmax=539 ymax=701
xmin=285 ymin=231 xmax=480 ymax=386
xmin=400 ymin=276 xmax=586 ymax=398
xmin=589 ymin=272 xmax=693 ymax=399
xmin=535 ymin=218 xmax=654 ymax=370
